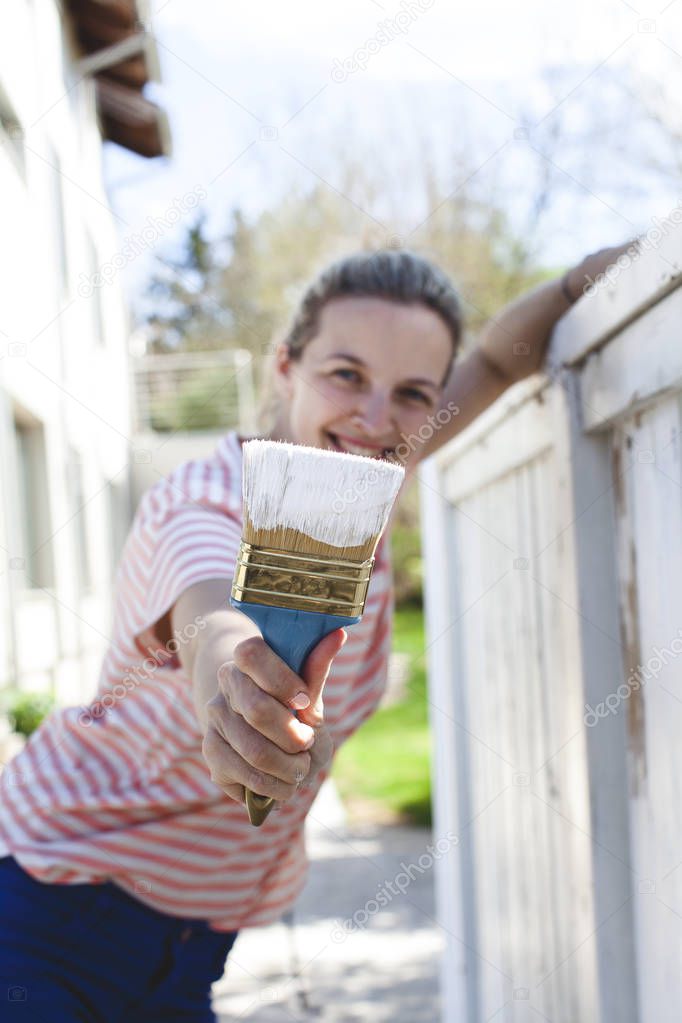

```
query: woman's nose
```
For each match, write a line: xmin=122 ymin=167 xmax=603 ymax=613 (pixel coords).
xmin=352 ymin=390 xmax=393 ymax=434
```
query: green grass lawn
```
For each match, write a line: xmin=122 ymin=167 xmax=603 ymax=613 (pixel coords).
xmin=332 ymin=604 xmax=432 ymax=827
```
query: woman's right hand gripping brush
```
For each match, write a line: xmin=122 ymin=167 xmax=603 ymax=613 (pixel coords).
xmin=199 ymin=621 xmax=347 ymax=812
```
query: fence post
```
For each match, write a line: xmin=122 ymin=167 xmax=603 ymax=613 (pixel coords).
xmin=548 ymin=366 xmax=639 ymax=1023
xmin=419 ymin=457 xmax=479 ymax=1022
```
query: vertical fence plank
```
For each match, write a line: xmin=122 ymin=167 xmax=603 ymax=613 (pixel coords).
xmin=613 ymin=394 xmax=682 ymax=1023
xmin=420 ymin=461 xmax=476 ymax=1022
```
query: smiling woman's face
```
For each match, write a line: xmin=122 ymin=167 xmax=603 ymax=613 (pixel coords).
xmin=270 ymin=295 xmax=453 ymax=472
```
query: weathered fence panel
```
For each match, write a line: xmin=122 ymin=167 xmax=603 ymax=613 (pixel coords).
xmin=421 ymin=230 xmax=682 ymax=1022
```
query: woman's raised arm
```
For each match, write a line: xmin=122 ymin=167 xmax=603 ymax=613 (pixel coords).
xmin=418 ymin=239 xmax=638 ymax=461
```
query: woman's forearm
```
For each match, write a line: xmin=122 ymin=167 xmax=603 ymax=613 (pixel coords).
xmin=478 ymin=240 xmax=639 ymax=382
xmin=189 ymin=610 xmax=259 ymax=733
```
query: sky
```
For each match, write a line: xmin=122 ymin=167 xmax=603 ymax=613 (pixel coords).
xmin=101 ymin=0 xmax=682 ymax=312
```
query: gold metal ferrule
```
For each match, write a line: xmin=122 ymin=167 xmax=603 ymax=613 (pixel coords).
xmin=231 ymin=541 xmax=374 ymax=617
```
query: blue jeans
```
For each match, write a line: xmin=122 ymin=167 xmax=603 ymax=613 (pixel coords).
xmin=0 ymin=855 xmax=238 ymax=1021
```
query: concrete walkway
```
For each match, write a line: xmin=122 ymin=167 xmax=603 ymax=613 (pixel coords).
xmin=213 ymin=781 xmax=443 ymax=1022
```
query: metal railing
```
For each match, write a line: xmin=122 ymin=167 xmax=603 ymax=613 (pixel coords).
xmin=131 ymin=348 xmax=256 ymax=434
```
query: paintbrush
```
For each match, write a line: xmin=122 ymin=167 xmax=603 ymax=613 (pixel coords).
xmin=230 ymin=438 xmax=405 ymax=826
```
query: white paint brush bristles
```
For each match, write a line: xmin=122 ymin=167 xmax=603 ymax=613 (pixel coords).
xmin=241 ymin=439 xmax=405 ymax=561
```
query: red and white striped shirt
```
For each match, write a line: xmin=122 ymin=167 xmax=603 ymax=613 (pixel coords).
xmin=0 ymin=432 xmax=393 ymax=930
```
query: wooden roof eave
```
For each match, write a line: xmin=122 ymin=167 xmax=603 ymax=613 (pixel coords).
xmin=65 ymin=0 xmax=169 ymax=158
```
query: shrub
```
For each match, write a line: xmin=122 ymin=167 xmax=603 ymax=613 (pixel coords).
xmin=2 ymin=690 xmax=54 ymax=737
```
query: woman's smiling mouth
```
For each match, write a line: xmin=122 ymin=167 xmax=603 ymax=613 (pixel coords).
xmin=325 ymin=432 xmax=397 ymax=459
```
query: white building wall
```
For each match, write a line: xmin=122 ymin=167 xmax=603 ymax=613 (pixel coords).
xmin=0 ymin=0 xmax=134 ymax=712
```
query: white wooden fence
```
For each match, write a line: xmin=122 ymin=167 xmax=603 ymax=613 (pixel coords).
xmin=420 ymin=226 xmax=682 ymax=1023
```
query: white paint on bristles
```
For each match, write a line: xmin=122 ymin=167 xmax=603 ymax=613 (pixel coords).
xmin=242 ymin=439 xmax=405 ymax=547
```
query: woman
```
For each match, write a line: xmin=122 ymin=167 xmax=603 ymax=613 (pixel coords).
xmin=0 ymin=243 xmax=631 ymax=1020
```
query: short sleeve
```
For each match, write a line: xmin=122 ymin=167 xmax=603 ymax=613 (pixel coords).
xmin=112 ymin=449 xmax=245 ymax=661
xmin=141 ymin=503 xmax=242 ymax=648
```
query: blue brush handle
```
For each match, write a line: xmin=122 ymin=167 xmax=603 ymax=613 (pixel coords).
xmin=229 ymin=599 xmax=359 ymax=675
xmin=229 ymin=598 xmax=360 ymax=826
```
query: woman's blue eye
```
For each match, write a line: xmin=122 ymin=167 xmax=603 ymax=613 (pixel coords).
xmin=333 ymin=368 xmax=360 ymax=382
xmin=401 ymin=388 xmax=430 ymax=404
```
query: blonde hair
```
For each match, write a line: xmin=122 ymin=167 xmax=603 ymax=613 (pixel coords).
xmin=258 ymin=249 xmax=462 ymax=429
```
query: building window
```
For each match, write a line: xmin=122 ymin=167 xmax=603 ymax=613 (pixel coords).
xmin=84 ymin=231 xmax=105 ymax=347
xmin=48 ymin=144 xmax=69 ymax=298
xmin=13 ymin=414 xmax=54 ymax=590
xmin=66 ymin=447 xmax=92 ymax=594
xmin=0 ymin=83 xmax=25 ymax=179
xmin=106 ymin=475 xmax=131 ymax=583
